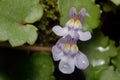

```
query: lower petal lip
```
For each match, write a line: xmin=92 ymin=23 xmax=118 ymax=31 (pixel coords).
xmin=75 ymin=52 xmax=89 ymax=70
xmin=59 ymin=56 xmax=75 ymax=74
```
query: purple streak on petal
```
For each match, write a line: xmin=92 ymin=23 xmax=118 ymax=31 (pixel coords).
xmin=78 ymin=31 xmax=92 ymax=41
xmin=52 ymin=25 xmax=68 ymax=36
xmin=54 ymin=35 xmax=74 ymax=54
xmin=56 ymin=37 xmax=66 ymax=46
xmin=75 ymin=51 xmax=89 ymax=70
xmin=59 ymin=56 xmax=75 ymax=74
xmin=52 ymin=45 xmax=63 ymax=61
xmin=66 ymin=35 xmax=73 ymax=41
xmin=77 ymin=8 xmax=86 ymax=24
xmin=68 ymin=7 xmax=76 ymax=19
xmin=73 ymin=30 xmax=79 ymax=40
xmin=64 ymin=35 xmax=77 ymax=45
xmin=56 ymin=35 xmax=72 ymax=45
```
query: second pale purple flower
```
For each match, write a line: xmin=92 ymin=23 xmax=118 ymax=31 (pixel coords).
xmin=52 ymin=35 xmax=89 ymax=74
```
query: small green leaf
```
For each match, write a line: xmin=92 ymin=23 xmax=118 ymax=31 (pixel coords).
xmin=78 ymin=30 xmax=117 ymax=80
xmin=0 ymin=0 xmax=43 ymax=47
xmin=29 ymin=52 xmax=55 ymax=80
xmin=84 ymin=65 xmax=108 ymax=80
xmin=58 ymin=0 xmax=100 ymax=31
xmin=111 ymin=0 xmax=120 ymax=6
xmin=112 ymin=47 xmax=120 ymax=71
xmin=99 ymin=66 xmax=120 ymax=80
xmin=102 ymin=3 xmax=112 ymax=12
xmin=101 ymin=1 xmax=117 ymax=12
xmin=79 ymin=31 xmax=117 ymax=67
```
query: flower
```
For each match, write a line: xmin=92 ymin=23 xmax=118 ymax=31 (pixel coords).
xmin=52 ymin=35 xmax=89 ymax=74
xmin=52 ymin=7 xmax=91 ymax=41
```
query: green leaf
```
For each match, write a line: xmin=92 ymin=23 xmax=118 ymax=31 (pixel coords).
xmin=78 ymin=30 xmax=117 ymax=80
xmin=99 ymin=66 xmax=120 ymax=80
xmin=102 ymin=3 xmax=112 ymax=12
xmin=111 ymin=0 xmax=120 ymax=6
xmin=58 ymin=0 xmax=100 ymax=31
xmin=84 ymin=65 xmax=107 ymax=80
xmin=0 ymin=0 xmax=43 ymax=47
xmin=29 ymin=52 xmax=55 ymax=80
xmin=101 ymin=1 xmax=117 ymax=13
xmin=112 ymin=47 xmax=120 ymax=72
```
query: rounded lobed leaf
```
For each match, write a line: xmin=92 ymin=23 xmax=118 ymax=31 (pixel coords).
xmin=0 ymin=0 xmax=43 ymax=47
xmin=30 ymin=52 xmax=55 ymax=80
xmin=78 ymin=31 xmax=117 ymax=80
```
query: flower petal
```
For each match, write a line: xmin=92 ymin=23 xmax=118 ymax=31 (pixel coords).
xmin=52 ymin=45 xmax=63 ymax=61
xmin=52 ymin=25 xmax=68 ymax=36
xmin=78 ymin=8 xmax=86 ymax=24
xmin=78 ymin=31 xmax=91 ymax=41
xmin=59 ymin=56 xmax=75 ymax=74
xmin=68 ymin=7 xmax=76 ymax=19
xmin=73 ymin=31 xmax=79 ymax=40
xmin=75 ymin=52 xmax=89 ymax=70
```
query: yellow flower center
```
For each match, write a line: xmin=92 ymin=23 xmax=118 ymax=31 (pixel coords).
xmin=71 ymin=44 xmax=78 ymax=53
xmin=64 ymin=43 xmax=70 ymax=52
xmin=75 ymin=19 xmax=80 ymax=25
xmin=74 ymin=19 xmax=82 ymax=29
xmin=66 ymin=18 xmax=75 ymax=27
xmin=69 ymin=18 xmax=74 ymax=24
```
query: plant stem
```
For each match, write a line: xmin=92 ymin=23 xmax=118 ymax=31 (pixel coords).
xmin=0 ymin=42 xmax=51 ymax=52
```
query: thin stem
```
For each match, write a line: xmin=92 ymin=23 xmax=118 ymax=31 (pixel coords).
xmin=0 ymin=42 xmax=52 ymax=52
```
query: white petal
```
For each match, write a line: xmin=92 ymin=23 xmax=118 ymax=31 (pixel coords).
xmin=78 ymin=31 xmax=91 ymax=41
xmin=75 ymin=52 xmax=89 ymax=70
xmin=52 ymin=25 xmax=68 ymax=36
xmin=52 ymin=46 xmax=63 ymax=61
xmin=59 ymin=56 xmax=75 ymax=74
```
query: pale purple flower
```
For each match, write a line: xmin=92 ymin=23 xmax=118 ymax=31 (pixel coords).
xmin=52 ymin=7 xmax=91 ymax=41
xmin=52 ymin=35 xmax=89 ymax=74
